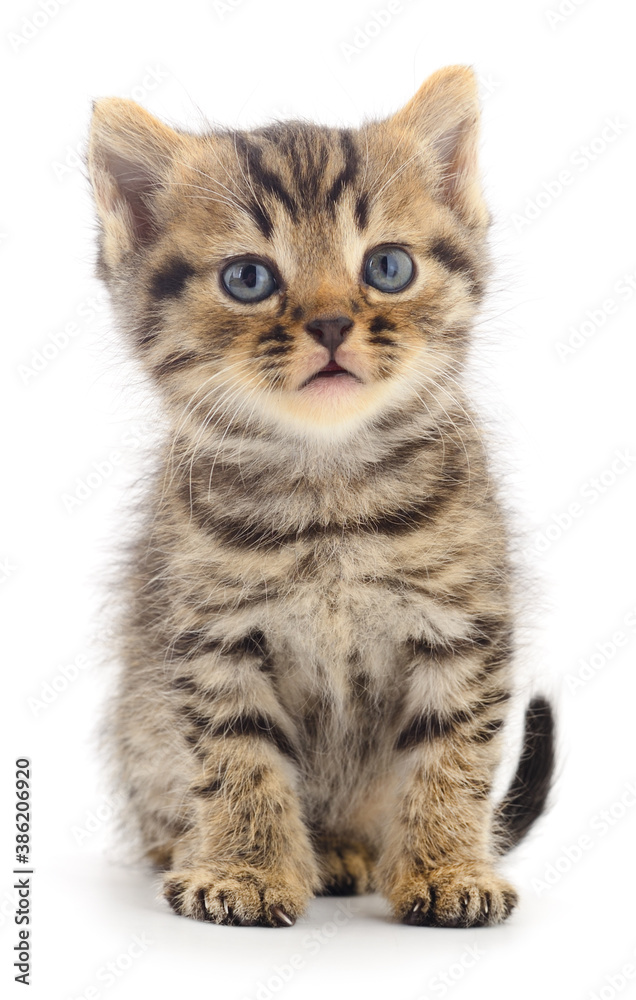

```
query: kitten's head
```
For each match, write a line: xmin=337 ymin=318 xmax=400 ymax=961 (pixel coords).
xmin=88 ymin=66 xmax=489 ymax=444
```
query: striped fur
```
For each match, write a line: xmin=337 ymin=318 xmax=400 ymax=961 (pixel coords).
xmin=88 ymin=65 xmax=554 ymax=928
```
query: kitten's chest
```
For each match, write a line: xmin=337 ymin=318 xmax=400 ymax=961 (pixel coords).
xmin=264 ymin=531 xmax=458 ymax=679
xmin=259 ymin=536 xmax=423 ymax=753
xmin=259 ymin=539 xmax=410 ymax=825
xmin=270 ymin=534 xmax=408 ymax=676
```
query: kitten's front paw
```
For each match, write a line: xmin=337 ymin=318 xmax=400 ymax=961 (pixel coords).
xmin=162 ymin=865 xmax=311 ymax=927
xmin=386 ymin=861 xmax=517 ymax=928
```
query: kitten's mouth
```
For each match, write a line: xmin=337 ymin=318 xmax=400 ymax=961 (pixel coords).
xmin=302 ymin=360 xmax=361 ymax=387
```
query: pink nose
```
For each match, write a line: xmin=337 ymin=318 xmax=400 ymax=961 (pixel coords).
xmin=305 ymin=315 xmax=354 ymax=356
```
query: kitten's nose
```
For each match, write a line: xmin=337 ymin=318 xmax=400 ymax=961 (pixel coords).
xmin=305 ymin=315 xmax=354 ymax=356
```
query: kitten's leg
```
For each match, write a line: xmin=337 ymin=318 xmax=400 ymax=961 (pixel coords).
xmin=376 ymin=632 xmax=517 ymax=927
xmin=147 ymin=841 xmax=178 ymax=869
xmin=314 ymin=836 xmax=376 ymax=896
xmin=157 ymin=642 xmax=319 ymax=926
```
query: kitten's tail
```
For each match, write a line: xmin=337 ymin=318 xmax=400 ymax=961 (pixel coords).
xmin=494 ymin=696 xmax=556 ymax=854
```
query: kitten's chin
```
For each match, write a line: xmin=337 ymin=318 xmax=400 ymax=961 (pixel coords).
xmin=298 ymin=371 xmax=362 ymax=399
xmin=263 ymin=374 xmax=398 ymax=441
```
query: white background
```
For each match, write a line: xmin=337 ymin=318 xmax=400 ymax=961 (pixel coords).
xmin=3 ymin=0 xmax=636 ymax=997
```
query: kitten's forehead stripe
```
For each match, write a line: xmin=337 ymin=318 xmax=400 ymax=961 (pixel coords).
xmin=231 ymin=123 xmax=365 ymax=235
xmin=244 ymin=197 xmax=274 ymax=240
xmin=231 ymin=133 xmax=274 ymax=239
xmin=264 ymin=125 xmax=331 ymax=206
xmin=325 ymin=129 xmax=359 ymax=211
xmin=354 ymin=192 xmax=370 ymax=231
xmin=234 ymin=132 xmax=299 ymax=232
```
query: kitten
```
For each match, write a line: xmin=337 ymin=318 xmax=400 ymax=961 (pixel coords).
xmin=88 ymin=64 xmax=554 ymax=928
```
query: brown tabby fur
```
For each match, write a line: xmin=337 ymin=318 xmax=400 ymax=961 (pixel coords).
xmin=88 ymin=66 xmax=553 ymax=928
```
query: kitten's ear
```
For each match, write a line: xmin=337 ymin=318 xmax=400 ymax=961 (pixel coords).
xmin=390 ymin=66 xmax=487 ymax=227
xmin=88 ymin=98 xmax=184 ymax=251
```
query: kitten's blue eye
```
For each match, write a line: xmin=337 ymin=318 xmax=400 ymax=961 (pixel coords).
xmin=364 ymin=247 xmax=414 ymax=293
xmin=221 ymin=259 xmax=277 ymax=302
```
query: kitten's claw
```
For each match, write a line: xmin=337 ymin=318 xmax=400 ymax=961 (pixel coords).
xmin=163 ymin=868 xmax=309 ymax=925
xmin=391 ymin=863 xmax=518 ymax=928
xmin=270 ymin=905 xmax=295 ymax=927
xmin=196 ymin=888 xmax=209 ymax=920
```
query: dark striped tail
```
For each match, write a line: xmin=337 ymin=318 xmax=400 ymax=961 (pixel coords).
xmin=494 ymin=696 xmax=556 ymax=854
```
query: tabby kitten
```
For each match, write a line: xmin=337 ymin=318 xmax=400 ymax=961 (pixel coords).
xmin=88 ymin=65 xmax=554 ymax=928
